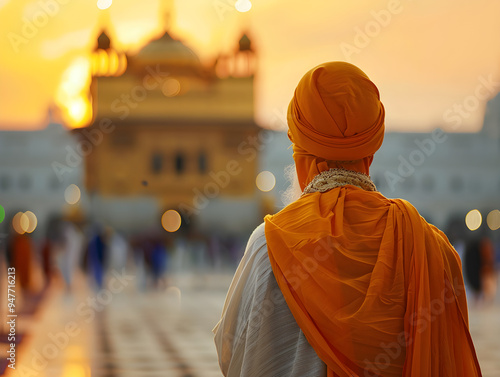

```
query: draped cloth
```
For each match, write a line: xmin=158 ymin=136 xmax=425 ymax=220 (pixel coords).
xmin=264 ymin=62 xmax=481 ymax=376
xmin=265 ymin=188 xmax=481 ymax=377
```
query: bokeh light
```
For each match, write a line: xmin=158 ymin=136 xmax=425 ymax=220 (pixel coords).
xmin=161 ymin=210 xmax=182 ymax=232
xmin=486 ymin=209 xmax=500 ymax=230
xmin=465 ymin=209 xmax=482 ymax=231
xmin=12 ymin=211 xmax=29 ymax=235
xmin=97 ymin=0 xmax=112 ymax=10
xmin=92 ymin=49 xmax=127 ymax=77
xmin=65 ymin=184 xmax=81 ymax=205
xmin=0 ymin=204 xmax=5 ymax=224
xmin=256 ymin=171 xmax=276 ymax=192
xmin=235 ymin=0 xmax=252 ymax=12
xmin=19 ymin=213 xmax=30 ymax=232
xmin=162 ymin=78 xmax=181 ymax=97
xmin=24 ymin=211 xmax=37 ymax=233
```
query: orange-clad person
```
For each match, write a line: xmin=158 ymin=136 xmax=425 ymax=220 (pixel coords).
xmin=10 ymin=232 xmax=34 ymax=292
xmin=214 ymin=62 xmax=481 ymax=377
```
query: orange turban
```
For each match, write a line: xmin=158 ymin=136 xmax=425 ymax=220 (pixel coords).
xmin=287 ymin=62 xmax=385 ymax=189
xmin=264 ymin=62 xmax=481 ymax=376
xmin=288 ymin=61 xmax=385 ymax=161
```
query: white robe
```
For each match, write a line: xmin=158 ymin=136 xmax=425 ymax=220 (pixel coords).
xmin=213 ymin=223 xmax=327 ymax=377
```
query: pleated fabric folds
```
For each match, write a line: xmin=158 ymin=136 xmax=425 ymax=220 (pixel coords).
xmin=264 ymin=187 xmax=482 ymax=377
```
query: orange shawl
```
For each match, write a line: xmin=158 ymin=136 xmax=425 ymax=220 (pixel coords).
xmin=264 ymin=62 xmax=481 ymax=376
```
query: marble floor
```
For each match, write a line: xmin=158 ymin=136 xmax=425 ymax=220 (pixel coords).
xmin=4 ymin=272 xmax=500 ymax=377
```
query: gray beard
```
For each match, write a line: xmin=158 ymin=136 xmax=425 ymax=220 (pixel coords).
xmin=280 ymin=164 xmax=302 ymax=207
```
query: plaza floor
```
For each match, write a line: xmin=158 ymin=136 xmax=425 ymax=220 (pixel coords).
xmin=4 ymin=272 xmax=500 ymax=377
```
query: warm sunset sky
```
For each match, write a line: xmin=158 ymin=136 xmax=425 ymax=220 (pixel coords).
xmin=1 ymin=0 xmax=500 ymax=132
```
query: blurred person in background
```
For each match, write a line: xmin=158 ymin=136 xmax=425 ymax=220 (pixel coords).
xmin=150 ymin=238 xmax=169 ymax=290
xmin=495 ymin=236 xmax=500 ymax=282
xmin=40 ymin=216 xmax=60 ymax=286
xmin=214 ymin=62 xmax=481 ymax=376
xmin=171 ymin=231 xmax=188 ymax=272
xmin=480 ymin=237 xmax=497 ymax=304
xmin=208 ymin=234 xmax=223 ymax=271
xmin=9 ymin=226 xmax=35 ymax=292
xmin=107 ymin=228 xmax=130 ymax=274
xmin=53 ymin=220 xmax=84 ymax=293
xmin=188 ymin=228 xmax=209 ymax=277
xmin=465 ymin=237 xmax=483 ymax=303
xmin=130 ymin=233 xmax=148 ymax=291
xmin=465 ymin=233 xmax=497 ymax=306
xmin=224 ymin=235 xmax=243 ymax=268
xmin=135 ymin=230 xmax=170 ymax=290
xmin=87 ymin=224 xmax=107 ymax=290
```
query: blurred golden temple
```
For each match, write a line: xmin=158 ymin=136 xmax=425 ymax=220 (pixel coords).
xmin=74 ymin=26 xmax=265 ymax=234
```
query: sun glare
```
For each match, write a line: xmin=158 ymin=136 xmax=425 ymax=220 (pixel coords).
xmin=56 ymin=57 xmax=93 ymax=128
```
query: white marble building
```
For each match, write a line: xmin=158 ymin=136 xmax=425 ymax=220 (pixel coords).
xmin=0 ymin=120 xmax=86 ymax=238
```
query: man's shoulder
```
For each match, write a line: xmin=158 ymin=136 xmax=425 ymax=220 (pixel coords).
xmin=246 ymin=222 xmax=267 ymax=251
xmin=242 ymin=222 xmax=272 ymax=270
